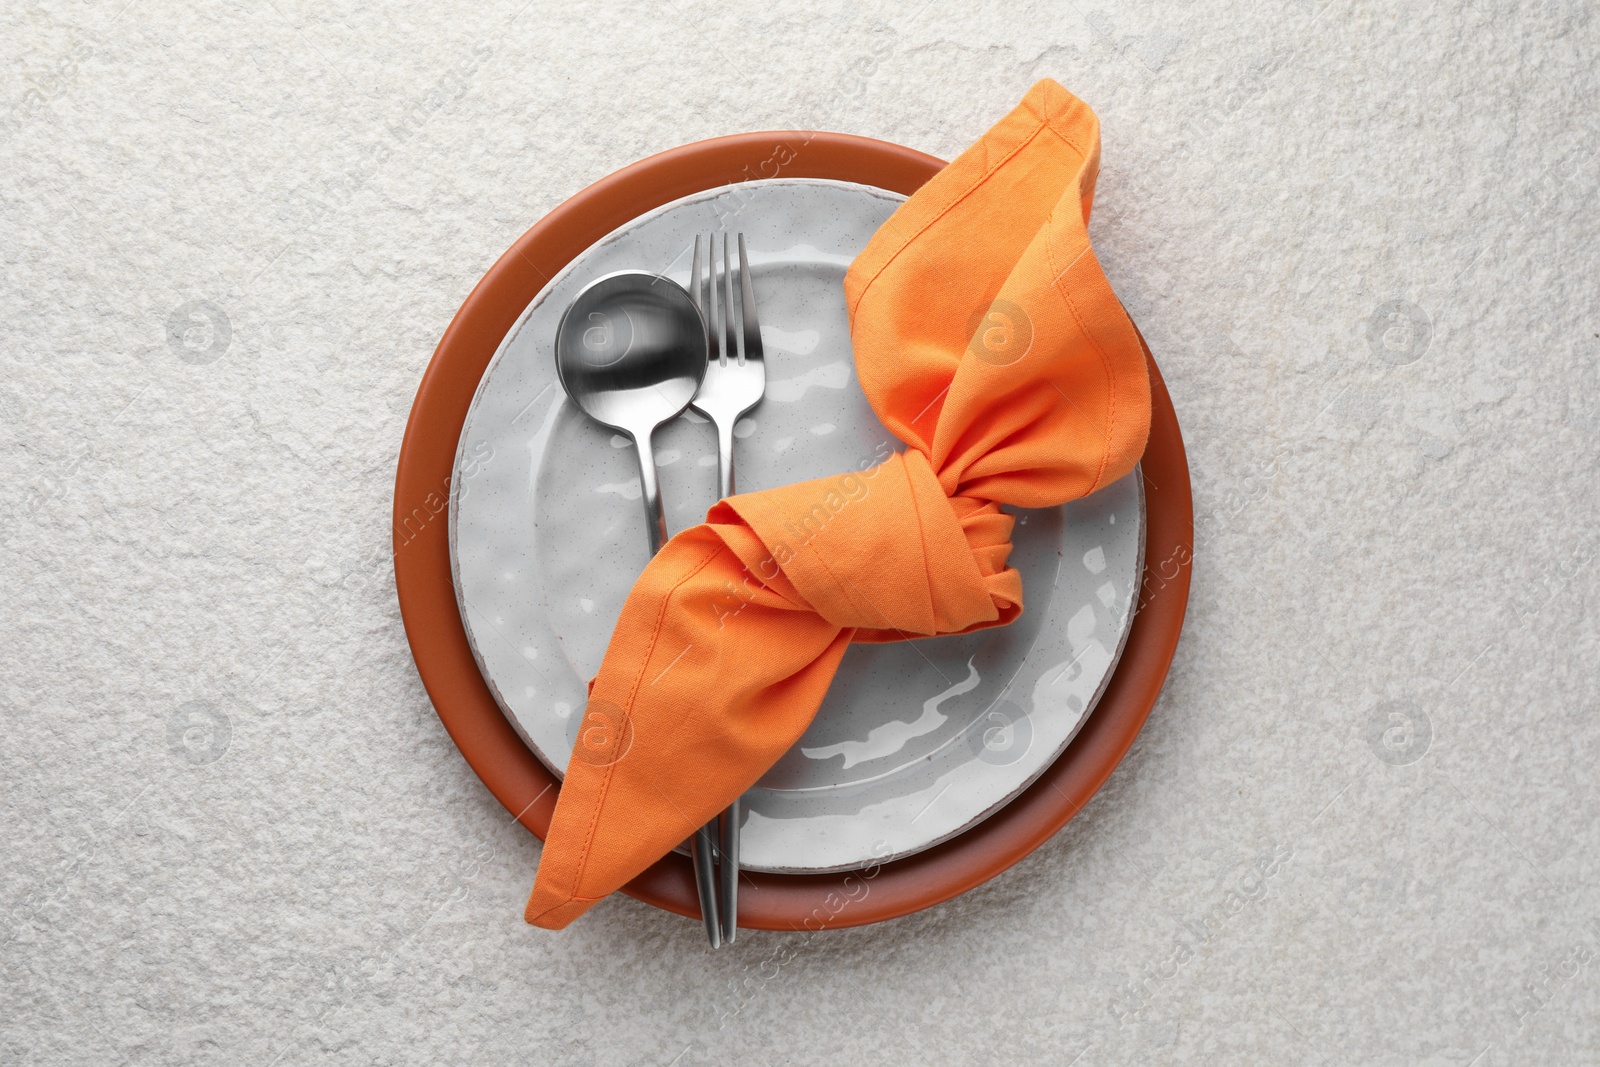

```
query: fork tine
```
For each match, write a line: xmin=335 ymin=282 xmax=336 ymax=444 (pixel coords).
xmin=690 ymin=234 xmax=703 ymax=316
xmin=709 ymin=233 xmax=725 ymax=366
xmin=737 ymin=233 xmax=761 ymax=365
xmin=721 ymin=233 xmax=738 ymax=366
xmin=707 ymin=233 xmax=720 ymax=355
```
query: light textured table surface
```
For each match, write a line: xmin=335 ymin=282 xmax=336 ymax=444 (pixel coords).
xmin=4 ymin=2 xmax=1597 ymax=1064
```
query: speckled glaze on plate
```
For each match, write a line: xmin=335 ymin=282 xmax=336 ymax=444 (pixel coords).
xmin=449 ymin=178 xmax=1144 ymax=873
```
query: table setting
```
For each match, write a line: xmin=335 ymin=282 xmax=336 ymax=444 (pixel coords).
xmin=395 ymin=79 xmax=1193 ymax=945
xmin=15 ymin=3 xmax=1598 ymax=1059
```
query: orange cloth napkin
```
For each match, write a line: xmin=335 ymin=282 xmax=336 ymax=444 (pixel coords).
xmin=526 ymin=79 xmax=1152 ymax=928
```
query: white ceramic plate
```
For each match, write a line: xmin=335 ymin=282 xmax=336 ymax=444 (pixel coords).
xmin=450 ymin=178 xmax=1144 ymax=873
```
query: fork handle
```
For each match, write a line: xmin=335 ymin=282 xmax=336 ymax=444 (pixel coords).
xmin=691 ymin=822 xmax=721 ymax=948
xmin=712 ymin=414 xmax=739 ymax=942
xmin=716 ymin=419 xmax=736 ymax=500
xmin=718 ymin=798 xmax=739 ymax=943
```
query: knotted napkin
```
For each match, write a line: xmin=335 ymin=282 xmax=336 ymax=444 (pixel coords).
xmin=526 ymin=79 xmax=1151 ymax=928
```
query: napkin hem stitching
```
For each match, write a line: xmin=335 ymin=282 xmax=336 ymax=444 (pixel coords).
xmin=847 ymin=82 xmax=1090 ymax=322
xmin=1046 ymin=235 xmax=1118 ymax=495
xmin=526 ymin=894 xmax=604 ymax=927
xmin=846 ymin=119 xmax=1052 ymax=321
xmin=568 ymin=540 xmax=728 ymax=897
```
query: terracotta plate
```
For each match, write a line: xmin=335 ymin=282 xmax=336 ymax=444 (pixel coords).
xmin=394 ymin=131 xmax=1192 ymax=931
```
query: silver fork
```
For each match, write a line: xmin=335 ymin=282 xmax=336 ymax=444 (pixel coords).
xmin=689 ymin=232 xmax=766 ymax=945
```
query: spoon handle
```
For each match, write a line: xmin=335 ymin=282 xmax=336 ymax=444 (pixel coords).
xmin=634 ymin=424 xmax=722 ymax=947
xmin=633 ymin=428 xmax=669 ymax=556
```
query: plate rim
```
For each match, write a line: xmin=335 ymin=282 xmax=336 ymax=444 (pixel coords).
xmin=394 ymin=130 xmax=1193 ymax=931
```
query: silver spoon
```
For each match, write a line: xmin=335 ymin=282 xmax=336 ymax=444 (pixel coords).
xmin=553 ymin=270 xmax=724 ymax=948
xmin=555 ymin=271 xmax=708 ymax=555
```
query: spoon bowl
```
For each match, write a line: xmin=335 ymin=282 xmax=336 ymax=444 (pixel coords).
xmin=555 ymin=270 xmax=706 ymax=558
xmin=556 ymin=271 xmax=707 ymax=443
